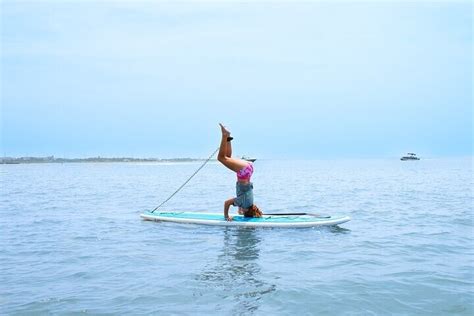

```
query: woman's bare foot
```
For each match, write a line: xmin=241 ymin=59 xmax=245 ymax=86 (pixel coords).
xmin=219 ymin=123 xmax=231 ymax=137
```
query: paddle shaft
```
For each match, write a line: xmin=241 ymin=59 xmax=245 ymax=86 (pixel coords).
xmin=265 ymin=213 xmax=330 ymax=218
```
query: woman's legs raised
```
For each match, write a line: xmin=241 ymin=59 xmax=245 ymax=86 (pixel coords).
xmin=218 ymin=124 xmax=248 ymax=172
xmin=218 ymin=124 xmax=230 ymax=161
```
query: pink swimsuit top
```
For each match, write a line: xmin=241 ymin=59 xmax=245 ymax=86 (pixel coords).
xmin=237 ymin=163 xmax=254 ymax=181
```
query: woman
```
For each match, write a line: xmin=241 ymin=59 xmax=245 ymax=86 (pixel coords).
xmin=218 ymin=123 xmax=262 ymax=221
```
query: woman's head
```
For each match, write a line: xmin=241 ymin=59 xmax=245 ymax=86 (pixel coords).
xmin=243 ymin=204 xmax=262 ymax=218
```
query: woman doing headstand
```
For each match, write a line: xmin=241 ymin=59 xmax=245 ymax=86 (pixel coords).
xmin=218 ymin=123 xmax=262 ymax=221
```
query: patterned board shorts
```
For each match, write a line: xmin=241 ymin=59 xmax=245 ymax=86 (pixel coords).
xmin=233 ymin=182 xmax=254 ymax=209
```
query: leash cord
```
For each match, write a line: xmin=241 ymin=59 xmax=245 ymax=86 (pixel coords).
xmin=151 ymin=147 xmax=220 ymax=212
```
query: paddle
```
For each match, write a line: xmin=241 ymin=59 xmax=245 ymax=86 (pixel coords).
xmin=264 ymin=213 xmax=331 ymax=218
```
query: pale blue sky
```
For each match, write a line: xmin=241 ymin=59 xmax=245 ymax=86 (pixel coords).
xmin=1 ymin=1 xmax=472 ymax=158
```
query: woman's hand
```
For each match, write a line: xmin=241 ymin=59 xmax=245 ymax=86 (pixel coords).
xmin=225 ymin=216 xmax=233 ymax=221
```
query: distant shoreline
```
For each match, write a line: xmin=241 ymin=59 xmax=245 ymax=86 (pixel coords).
xmin=0 ymin=156 xmax=207 ymax=164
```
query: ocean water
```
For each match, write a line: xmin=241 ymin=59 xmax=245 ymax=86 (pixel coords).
xmin=1 ymin=158 xmax=473 ymax=315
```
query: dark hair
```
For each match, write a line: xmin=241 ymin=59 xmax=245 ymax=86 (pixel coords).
xmin=243 ymin=204 xmax=262 ymax=218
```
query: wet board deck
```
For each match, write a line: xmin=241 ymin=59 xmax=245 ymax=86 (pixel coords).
xmin=140 ymin=211 xmax=351 ymax=228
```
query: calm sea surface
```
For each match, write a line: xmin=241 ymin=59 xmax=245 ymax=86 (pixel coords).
xmin=1 ymin=158 xmax=473 ymax=315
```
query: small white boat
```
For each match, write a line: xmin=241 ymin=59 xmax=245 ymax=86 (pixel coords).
xmin=401 ymin=153 xmax=420 ymax=161
xmin=241 ymin=155 xmax=256 ymax=162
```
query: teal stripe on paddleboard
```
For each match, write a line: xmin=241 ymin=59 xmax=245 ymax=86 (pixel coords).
xmin=143 ymin=211 xmax=342 ymax=223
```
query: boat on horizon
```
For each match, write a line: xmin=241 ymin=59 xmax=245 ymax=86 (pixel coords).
xmin=241 ymin=155 xmax=256 ymax=162
xmin=400 ymin=153 xmax=420 ymax=161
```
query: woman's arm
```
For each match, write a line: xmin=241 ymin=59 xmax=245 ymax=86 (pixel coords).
xmin=224 ymin=198 xmax=235 ymax=221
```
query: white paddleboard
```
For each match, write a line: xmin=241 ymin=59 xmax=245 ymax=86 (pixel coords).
xmin=141 ymin=211 xmax=350 ymax=228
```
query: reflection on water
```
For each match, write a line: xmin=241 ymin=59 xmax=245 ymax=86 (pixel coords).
xmin=328 ymin=225 xmax=351 ymax=234
xmin=198 ymin=227 xmax=276 ymax=314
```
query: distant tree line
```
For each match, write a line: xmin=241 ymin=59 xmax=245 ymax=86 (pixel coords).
xmin=0 ymin=156 xmax=204 ymax=164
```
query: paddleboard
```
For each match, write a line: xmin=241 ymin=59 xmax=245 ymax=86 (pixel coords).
xmin=140 ymin=211 xmax=350 ymax=228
